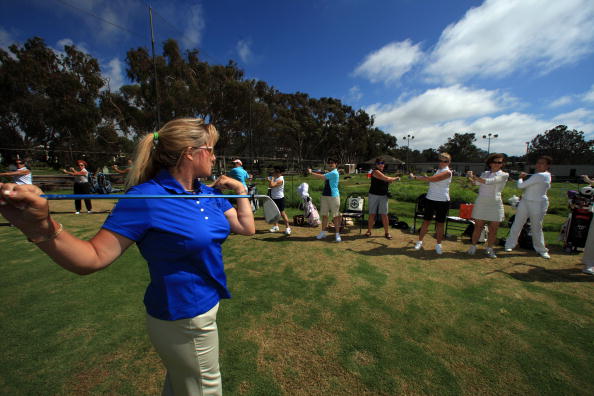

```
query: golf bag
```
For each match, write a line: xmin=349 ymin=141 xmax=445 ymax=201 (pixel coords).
xmin=297 ymin=182 xmax=320 ymax=227
xmin=95 ymin=172 xmax=114 ymax=194
xmin=248 ymin=183 xmax=259 ymax=212
xmin=560 ymin=189 xmax=593 ymax=252
xmin=507 ymin=214 xmax=533 ymax=250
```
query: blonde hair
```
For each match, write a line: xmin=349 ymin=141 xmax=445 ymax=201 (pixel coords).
xmin=126 ymin=118 xmax=218 ymax=189
xmin=438 ymin=152 xmax=451 ymax=162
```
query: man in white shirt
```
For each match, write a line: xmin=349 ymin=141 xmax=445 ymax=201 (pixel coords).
xmin=505 ymin=156 xmax=552 ymax=259
xmin=0 ymin=158 xmax=32 ymax=185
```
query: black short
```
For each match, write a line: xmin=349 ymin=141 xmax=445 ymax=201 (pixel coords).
xmin=423 ymin=198 xmax=449 ymax=223
xmin=272 ymin=197 xmax=285 ymax=212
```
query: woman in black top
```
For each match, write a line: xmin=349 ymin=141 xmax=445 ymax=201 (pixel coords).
xmin=366 ymin=159 xmax=399 ymax=238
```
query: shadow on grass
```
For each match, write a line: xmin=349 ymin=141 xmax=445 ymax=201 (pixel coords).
xmin=489 ymin=263 xmax=594 ymax=283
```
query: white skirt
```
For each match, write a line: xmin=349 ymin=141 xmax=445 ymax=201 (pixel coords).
xmin=472 ymin=197 xmax=504 ymax=222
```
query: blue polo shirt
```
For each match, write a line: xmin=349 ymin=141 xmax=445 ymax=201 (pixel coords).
xmin=228 ymin=166 xmax=250 ymax=188
xmin=102 ymin=169 xmax=233 ymax=321
xmin=322 ymin=169 xmax=340 ymax=197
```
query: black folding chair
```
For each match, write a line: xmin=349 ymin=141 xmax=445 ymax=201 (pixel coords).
xmin=412 ymin=193 xmax=427 ymax=233
xmin=342 ymin=193 xmax=365 ymax=234
xmin=445 ymin=202 xmax=475 ymax=237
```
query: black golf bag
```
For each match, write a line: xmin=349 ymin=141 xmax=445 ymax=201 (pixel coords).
xmin=560 ymin=190 xmax=593 ymax=252
xmin=507 ymin=214 xmax=534 ymax=250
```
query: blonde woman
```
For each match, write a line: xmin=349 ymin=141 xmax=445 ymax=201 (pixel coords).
xmin=466 ymin=153 xmax=509 ymax=258
xmin=0 ymin=118 xmax=255 ymax=395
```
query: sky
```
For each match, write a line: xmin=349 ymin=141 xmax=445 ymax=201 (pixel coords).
xmin=1 ymin=0 xmax=594 ymax=155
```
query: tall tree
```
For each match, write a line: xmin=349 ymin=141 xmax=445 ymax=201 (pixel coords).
xmin=438 ymin=133 xmax=487 ymax=162
xmin=527 ymin=125 xmax=594 ymax=164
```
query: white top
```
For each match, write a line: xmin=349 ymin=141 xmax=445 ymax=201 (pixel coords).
xmin=74 ymin=168 xmax=89 ymax=184
xmin=426 ymin=166 xmax=452 ymax=202
xmin=517 ymin=171 xmax=551 ymax=201
xmin=476 ymin=170 xmax=508 ymax=201
xmin=270 ymin=175 xmax=284 ymax=199
xmin=14 ymin=166 xmax=32 ymax=185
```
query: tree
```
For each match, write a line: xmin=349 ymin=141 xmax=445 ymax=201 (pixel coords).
xmin=527 ymin=125 xmax=594 ymax=164
xmin=438 ymin=133 xmax=487 ymax=162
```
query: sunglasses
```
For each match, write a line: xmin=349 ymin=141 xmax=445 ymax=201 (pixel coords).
xmin=376 ymin=162 xmax=385 ymax=165
xmin=439 ymin=160 xmax=449 ymax=163
xmin=491 ymin=161 xmax=504 ymax=164
xmin=191 ymin=146 xmax=215 ymax=154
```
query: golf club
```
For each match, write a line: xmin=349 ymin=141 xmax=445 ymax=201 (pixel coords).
xmin=38 ymin=194 xmax=282 ymax=224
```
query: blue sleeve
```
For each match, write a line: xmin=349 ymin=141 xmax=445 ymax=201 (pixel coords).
xmin=209 ymin=187 xmax=233 ymax=212
xmin=101 ymin=189 xmax=151 ymax=241
xmin=228 ymin=168 xmax=238 ymax=178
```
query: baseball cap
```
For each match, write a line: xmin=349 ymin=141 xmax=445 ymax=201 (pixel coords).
xmin=232 ymin=159 xmax=242 ymax=166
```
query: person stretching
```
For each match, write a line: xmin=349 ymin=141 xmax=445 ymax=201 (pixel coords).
xmin=410 ymin=153 xmax=453 ymax=255
xmin=268 ymin=166 xmax=291 ymax=235
xmin=504 ymin=156 xmax=552 ymax=259
xmin=365 ymin=158 xmax=399 ymax=239
xmin=308 ymin=158 xmax=342 ymax=242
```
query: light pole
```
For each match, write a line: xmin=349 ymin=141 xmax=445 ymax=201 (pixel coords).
xmin=403 ymin=134 xmax=414 ymax=171
xmin=482 ymin=133 xmax=498 ymax=155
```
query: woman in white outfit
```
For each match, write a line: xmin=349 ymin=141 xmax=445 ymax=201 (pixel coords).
xmin=466 ymin=153 xmax=509 ymax=258
xmin=580 ymin=174 xmax=594 ymax=275
xmin=504 ymin=156 xmax=552 ymax=259
xmin=0 ymin=158 xmax=32 ymax=185
xmin=410 ymin=153 xmax=453 ymax=255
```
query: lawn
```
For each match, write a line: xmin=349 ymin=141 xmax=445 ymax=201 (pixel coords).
xmin=0 ymin=175 xmax=593 ymax=395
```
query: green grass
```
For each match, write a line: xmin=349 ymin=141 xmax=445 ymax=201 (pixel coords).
xmin=1 ymin=176 xmax=593 ymax=395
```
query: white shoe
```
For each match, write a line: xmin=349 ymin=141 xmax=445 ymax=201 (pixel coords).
xmin=467 ymin=245 xmax=477 ymax=255
xmin=316 ymin=231 xmax=327 ymax=240
xmin=414 ymin=241 xmax=423 ymax=250
xmin=74 ymin=211 xmax=80 ymax=215
xmin=540 ymin=252 xmax=551 ymax=259
xmin=335 ymin=234 xmax=342 ymax=243
xmin=87 ymin=210 xmax=93 ymax=214
xmin=582 ymin=267 xmax=594 ymax=275
xmin=485 ymin=247 xmax=497 ymax=259
xmin=435 ymin=244 xmax=443 ymax=255
xmin=285 ymin=227 xmax=292 ymax=235
xmin=504 ymin=248 xmax=512 ymax=252
xmin=269 ymin=225 xmax=279 ymax=233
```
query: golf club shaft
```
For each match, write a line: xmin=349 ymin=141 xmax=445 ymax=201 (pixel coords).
xmin=41 ymin=194 xmax=267 ymax=200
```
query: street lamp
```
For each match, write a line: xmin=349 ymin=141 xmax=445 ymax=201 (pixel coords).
xmin=482 ymin=133 xmax=498 ymax=155
xmin=403 ymin=134 xmax=414 ymax=171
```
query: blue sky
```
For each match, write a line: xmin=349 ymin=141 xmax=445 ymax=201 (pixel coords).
xmin=1 ymin=0 xmax=594 ymax=155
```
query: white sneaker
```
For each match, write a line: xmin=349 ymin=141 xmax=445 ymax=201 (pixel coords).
xmin=435 ymin=244 xmax=443 ymax=255
xmin=467 ymin=245 xmax=477 ymax=255
xmin=582 ymin=267 xmax=594 ymax=275
xmin=414 ymin=241 xmax=423 ymax=250
xmin=74 ymin=211 xmax=80 ymax=215
xmin=87 ymin=210 xmax=93 ymax=214
xmin=269 ymin=225 xmax=279 ymax=233
xmin=285 ymin=227 xmax=292 ymax=235
xmin=316 ymin=231 xmax=327 ymax=240
xmin=335 ymin=234 xmax=342 ymax=243
xmin=485 ymin=247 xmax=497 ymax=259
xmin=504 ymin=248 xmax=512 ymax=252
xmin=540 ymin=252 xmax=551 ymax=259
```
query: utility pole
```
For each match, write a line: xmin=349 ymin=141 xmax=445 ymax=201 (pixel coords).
xmin=149 ymin=6 xmax=161 ymax=129
xmin=403 ymin=134 xmax=414 ymax=171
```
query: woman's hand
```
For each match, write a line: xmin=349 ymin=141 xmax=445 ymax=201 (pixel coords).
xmin=0 ymin=183 xmax=52 ymax=239
xmin=519 ymin=172 xmax=528 ymax=179
xmin=211 ymin=175 xmax=247 ymax=195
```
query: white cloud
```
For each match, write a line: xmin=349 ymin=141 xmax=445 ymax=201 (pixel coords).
xmin=347 ymin=85 xmax=363 ymax=102
xmin=364 ymin=85 xmax=594 ymax=155
xmin=548 ymin=96 xmax=574 ymax=108
xmin=425 ymin=0 xmax=594 ymax=83
xmin=102 ymin=57 xmax=125 ymax=91
xmin=0 ymin=26 xmax=16 ymax=50
xmin=583 ymin=85 xmax=594 ymax=103
xmin=56 ymin=38 xmax=90 ymax=54
xmin=236 ymin=39 xmax=253 ymax=63
xmin=182 ymin=2 xmax=205 ymax=49
xmin=354 ymin=39 xmax=423 ymax=83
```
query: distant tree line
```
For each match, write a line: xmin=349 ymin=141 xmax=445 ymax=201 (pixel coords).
xmin=1 ymin=37 xmax=592 ymax=168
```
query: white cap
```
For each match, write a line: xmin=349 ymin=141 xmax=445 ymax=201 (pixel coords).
xmin=232 ymin=159 xmax=242 ymax=166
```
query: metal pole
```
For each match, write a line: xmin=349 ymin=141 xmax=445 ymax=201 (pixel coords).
xmin=149 ymin=6 xmax=161 ymax=128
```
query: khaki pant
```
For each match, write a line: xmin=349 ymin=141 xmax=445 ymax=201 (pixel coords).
xmin=146 ymin=303 xmax=222 ymax=396
xmin=320 ymin=195 xmax=341 ymax=219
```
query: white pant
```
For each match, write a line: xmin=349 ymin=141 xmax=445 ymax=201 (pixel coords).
xmin=505 ymin=199 xmax=549 ymax=254
xmin=583 ymin=217 xmax=594 ymax=268
xmin=146 ymin=303 xmax=222 ymax=396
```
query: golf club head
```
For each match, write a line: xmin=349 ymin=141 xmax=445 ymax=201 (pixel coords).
xmin=262 ymin=197 xmax=281 ymax=224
